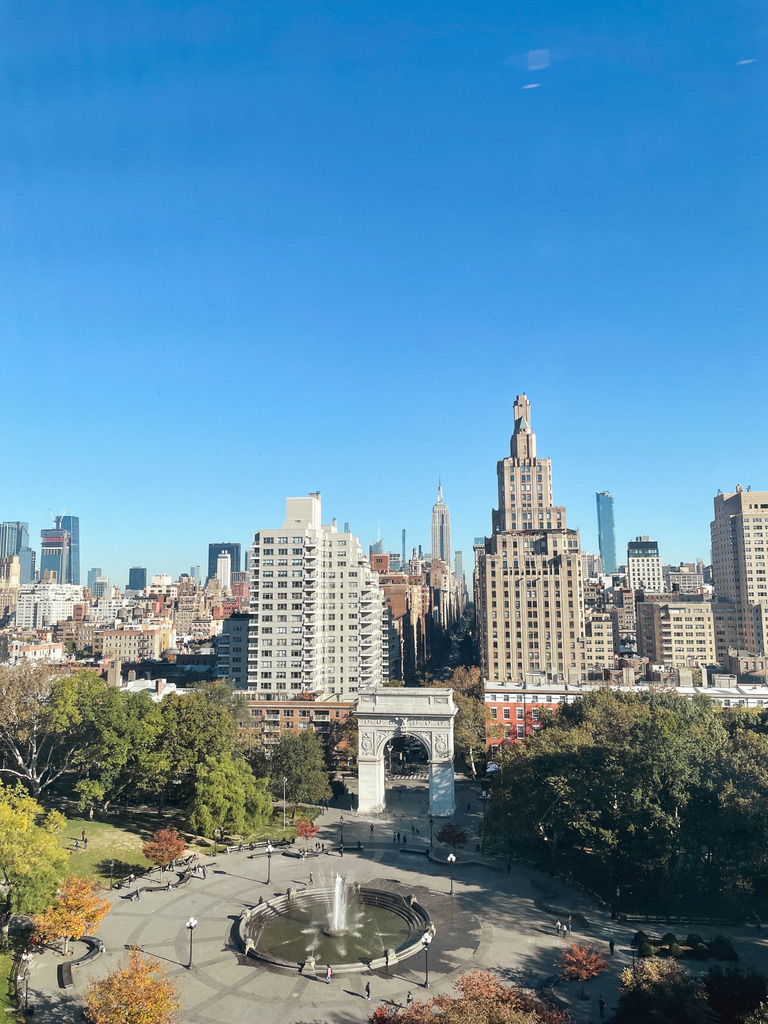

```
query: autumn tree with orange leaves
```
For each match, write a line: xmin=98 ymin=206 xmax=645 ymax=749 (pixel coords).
xmin=368 ymin=969 xmax=573 ymax=1024
xmin=86 ymin=950 xmax=180 ymax=1024
xmin=33 ymin=876 xmax=110 ymax=957
xmin=142 ymin=827 xmax=186 ymax=870
xmin=296 ymin=818 xmax=319 ymax=847
xmin=558 ymin=943 xmax=609 ymax=998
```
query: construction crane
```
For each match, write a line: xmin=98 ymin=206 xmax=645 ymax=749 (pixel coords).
xmin=48 ymin=507 xmax=67 ymax=527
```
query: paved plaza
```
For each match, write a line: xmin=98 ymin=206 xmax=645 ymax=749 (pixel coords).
xmin=22 ymin=777 xmax=768 ymax=1024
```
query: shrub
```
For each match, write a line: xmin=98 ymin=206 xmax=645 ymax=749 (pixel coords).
xmin=669 ymin=943 xmax=684 ymax=959
xmin=693 ymin=943 xmax=710 ymax=960
xmin=712 ymin=935 xmax=738 ymax=962
xmin=686 ymin=933 xmax=704 ymax=947
xmin=639 ymin=942 xmax=655 ymax=958
xmin=661 ymin=932 xmax=678 ymax=946
xmin=633 ymin=930 xmax=649 ymax=949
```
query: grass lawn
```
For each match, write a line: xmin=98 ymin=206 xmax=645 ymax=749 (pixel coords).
xmin=55 ymin=809 xmax=298 ymax=886
xmin=0 ymin=951 xmax=20 ymax=1022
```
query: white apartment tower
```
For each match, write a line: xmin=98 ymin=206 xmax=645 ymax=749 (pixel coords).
xmin=476 ymin=394 xmax=585 ymax=684
xmin=711 ymin=486 xmax=768 ymax=654
xmin=246 ymin=494 xmax=386 ymax=699
xmin=431 ymin=482 xmax=451 ymax=566
xmin=216 ymin=550 xmax=232 ymax=591
xmin=627 ymin=536 xmax=663 ymax=593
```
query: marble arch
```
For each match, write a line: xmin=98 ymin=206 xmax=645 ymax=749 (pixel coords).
xmin=355 ymin=687 xmax=457 ymax=817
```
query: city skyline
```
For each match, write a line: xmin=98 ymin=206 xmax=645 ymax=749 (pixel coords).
xmin=3 ymin=1 xmax=766 ymax=585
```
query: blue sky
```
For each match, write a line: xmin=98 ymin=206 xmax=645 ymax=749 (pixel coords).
xmin=2 ymin=0 xmax=767 ymax=586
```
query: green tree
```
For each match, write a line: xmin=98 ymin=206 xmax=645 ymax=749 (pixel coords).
xmin=0 ymin=665 xmax=120 ymax=797
xmin=341 ymin=714 xmax=359 ymax=769
xmin=269 ymin=730 xmax=331 ymax=805
xmin=188 ymin=755 xmax=272 ymax=839
xmin=0 ymin=781 xmax=68 ymax=938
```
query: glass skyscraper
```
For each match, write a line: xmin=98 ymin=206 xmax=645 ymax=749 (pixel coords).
xmin=207 ymin=542 xmax=241 ymax=581
xmin=59 ymin=515 xmax=80 ymax=585
xmin=0 ymin=522 xmax=29 ymax=559
xmin=595 ymin=491 xmax=617 ymax=575
xmin=128 ymin=566 xmax=147 ymax=591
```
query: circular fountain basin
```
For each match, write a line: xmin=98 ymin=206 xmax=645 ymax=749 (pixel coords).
xmin=238 ymin=886 xmax=432 ymax=973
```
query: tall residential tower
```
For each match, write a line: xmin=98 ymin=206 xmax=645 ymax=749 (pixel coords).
xmin=476 ymin=394 xmax=584 ymax=683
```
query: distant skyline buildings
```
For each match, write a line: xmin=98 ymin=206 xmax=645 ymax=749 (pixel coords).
xmin=59 ymin=515 xmax=80 ymax=586
xmin=0 ymin=522 xmax=29 ymax=560
xmin=40 ymin=525 xmax=71 ymax=583
xmin=207 ymin=542 xmax=241 ymax=582
xmin=87 ymin=568 xmax=102 ymax=591
xmin=128 ymin=566 xmax=147 ymax=592
xmin=595 ymin=492 xmax=617 ymax=575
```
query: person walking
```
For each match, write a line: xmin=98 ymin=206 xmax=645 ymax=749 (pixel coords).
xmin=609 ymin=938 xmax=615 ymax=957
xmin=365 ymin=981 xmax=371 ymax=1001
xmin=566 ymin=915 xmax=572 ymax=935
xmin=406 ymin=991 xmax=413 ymax=1006
xmin=81 ymin=829 xmax=86 ymax=842
xmin=598 ymin=995 xmax=606 ymax=1019
xmin=556 ymin=920 xmax=562 ymax=937
xmin=397 ymin=831 xmax=401 ymax=842
xmin=326 ymin=964 xmax=332 ymax=984
xmin=309 ymin=872 xmax=314 ymax=886
xmin=370 ymin=824 xmax=374 ymax=835
xmin=393 ymin=832 xmax=397 ymax=843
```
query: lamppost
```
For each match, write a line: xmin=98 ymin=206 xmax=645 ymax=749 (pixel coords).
xmin=266 ymin=841 xmax=274 ymax=885
xmin=447 ymin=853 xmax=456 ymax=896
xmin=340 ymin=815 xmax=344 ymax=846
xmin=282 ymin=777 xmax=288 ymax=832
xmin=185 ymin=917 xmax=197 ymax=969
xmin=429 ymin=815 xmax=434 ymax=847
xmin=213 ymin=828 xmax=220 ymax=857
xmin=109 ymin=859 xmax=114 ymax=890
xmin=421 ymin=930 xmax=433 ymax=988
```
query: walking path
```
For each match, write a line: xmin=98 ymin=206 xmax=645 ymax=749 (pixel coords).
xmin=21 ymin=777 xmax=768 ymax=1024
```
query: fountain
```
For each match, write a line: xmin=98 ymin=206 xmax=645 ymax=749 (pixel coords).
xmin=237 ymin=872 xmax=433 ymax=974
xmin=322 ymin=874 xmax=349 ymax=937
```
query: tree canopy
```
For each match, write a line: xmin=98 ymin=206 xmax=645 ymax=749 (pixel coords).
xmin=259 ymin=730 xmax=332 ymax=805
xmin=188 ymin=755 xmax=272 ymax=838
xmin=485 ymin=688 xmax=768 ymax=906
xmin=33 ymin=875 xmax=110 ymax=956
xmin=0 ymin=780 xmax=68 ymax=929
xmin=86 ymin=951 xmax=180 ymax=1024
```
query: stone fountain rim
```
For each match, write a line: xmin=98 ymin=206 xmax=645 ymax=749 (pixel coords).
xmin=237 ymin=884 xmax=433 ymax=973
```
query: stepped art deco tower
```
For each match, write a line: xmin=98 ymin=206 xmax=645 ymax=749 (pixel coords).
xmin=476 ymin=394 xmax=584 ymax=684
xmin=431 ymin=481 xmax=451 ymax=566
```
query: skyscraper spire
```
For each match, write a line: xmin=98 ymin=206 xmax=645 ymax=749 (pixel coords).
xmin=431 ymin=480 xmax=451 ymax=565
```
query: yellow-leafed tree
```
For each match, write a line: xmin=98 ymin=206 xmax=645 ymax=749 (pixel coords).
xmin=33 ymin=876 xmax=110 ymax=956
xmin=86 ymin=951 xmax=180 ymax=1024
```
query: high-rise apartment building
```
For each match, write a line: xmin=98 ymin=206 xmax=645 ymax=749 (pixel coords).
xmin=0 ymin=522 xmax=29 ymax=559
xmin=208 ymin=542 xmax=241 ymax=581
xmin=636 ymin=598 xmax=716 ymax=667
xmin=476 ymin=394 xmax=584 ymax=684
xmin=595 ymin=492 xmax=617 ymax=575
xmin=454 ymin=550 xmax=464 ymax=583
xmin=431 ymin=482 xmax=451 ymax=567
xmin=128 ymin=566 xmax=147 ymax=592
xmin=190 ymin=565 xmax=201 ymax=585
xmin=59 ymin=515 xmax=80 ymax=585
xmin=627 ymin=536 xmax=663 ymax=593
xmin=246 ymin=493 xmax=385 ymax=699
xmin=711 ymin=485 xmax=768 ymax=654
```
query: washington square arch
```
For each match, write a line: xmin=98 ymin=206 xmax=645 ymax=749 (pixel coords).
xmin=356 ymin=686 xmax=457 ymax=817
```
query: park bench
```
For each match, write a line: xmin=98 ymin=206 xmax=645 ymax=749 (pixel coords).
xmin=57 ymin=936 xmax=104 ymax=989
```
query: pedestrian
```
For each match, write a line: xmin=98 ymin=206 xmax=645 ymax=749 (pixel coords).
xmin=339 ymin=845 xmax=344 ymax=858
xmin=309 ymin=872 xmax=314 ymax=886
xmin=393 ymin=832 xmax=397 ymax=843
xmin=81 ymin=829 xmax=86 ymax=842
xmin=598 ymin=995 xmax=605 ymax=1019
xmin=403 ymin=836 xmax=407 ymax=847
xmin=411 ymin=824 xmax=415 ymax=835
xmin=385 ymin=951 xmax=390 ymax=969
xmin=609 ymin=938 xmax=615 ymax=957
xmin=556 ymin=920 xmax=562 ymax=936
xmin=397 ymin=831 xmax=401 ymax=842
xmin=74 ymin=840 xmax=80 ymax=851
xmin=567 ymin=915 xmax=572 ymax=935
xmin=406 ymin=991 xmax=413 ymax=1005
xmin=167 ymin=881 xmax=172 ymax=891
xmin=83 ymin=837 xmax=88 ymax=849
xmin=365 ymin=981 xmax=371 ymax=1001
xmin=326 ymin=964 xmax=332 ymax=984
xmin=370 ymin=824 xmax=374 ymax=835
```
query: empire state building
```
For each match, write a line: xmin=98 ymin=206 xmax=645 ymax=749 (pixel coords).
xmin=431 ymin=482 xmax=451 ymax=567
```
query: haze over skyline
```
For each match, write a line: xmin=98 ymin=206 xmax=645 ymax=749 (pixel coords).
xmin=3 ymin=0 xmax=766 ymax=584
